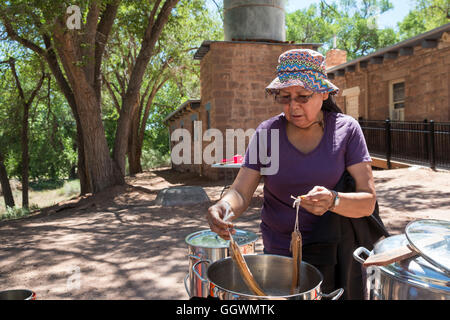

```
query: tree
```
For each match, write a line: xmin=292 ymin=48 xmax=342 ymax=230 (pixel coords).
xmin=286 ymin=0 xmax=399 ymax=60
xmin=0 ymin=0 xmax=180 ymax=194
xmin=0 ymin=45 xmax=21 ymax=209
xmin=102 ymin=0 xmax=222 ymax=174
xmin=0 ymin=38 xmax=79 ymax=210
xmin=0 ymin=57 xmax=47 ymax=209
xmin=285 ymin=3 xmax=333 ymax=44
xmin=398 ymin=0 xmax=450 ymax=40
xmin=111 ymin=0 xmax=180 ymax=176
xmin=0 ymin=150 xmax=15 ymax=208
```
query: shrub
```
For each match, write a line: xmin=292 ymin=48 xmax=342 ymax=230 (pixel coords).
xmin=0 ymin=206 xmax=30 ymax=221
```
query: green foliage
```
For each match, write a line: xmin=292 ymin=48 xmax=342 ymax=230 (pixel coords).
xmin=285 ymin=0 xmax=449 ymax=60
xmin=140 ymin=148 xmax=171 ymax=170
xmin=397 ymin=0 xmax=450 ymax=40
xmin=286 ymin=3 xmax=333 ymax=44
xmin=0 ymin=53 xmax=77 ymax=181
xmin=0 ymin=179 xmax=79 ymax=219
xmin=58 ymin=179 xmax=81 ymax=197
xmin=102 ymin=0 xmax=222 ymax=160
xmin=29 ymin=179 xmax=64 ymax=191
xmin=1 ymin=0 xmax=223 ymax=194
xmin=0 ymin=205 xmax=31 ymax=221
xmin=286 ymin=0 xmax=399 ymax=60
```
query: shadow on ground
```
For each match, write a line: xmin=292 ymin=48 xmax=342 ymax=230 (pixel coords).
xmin=376 ymin=183 xmax=450 ymax=234
xmin=0 ymin=170 xmax=262 ymax=300
xmin=1 ymin=167 xmax=448 ymax=299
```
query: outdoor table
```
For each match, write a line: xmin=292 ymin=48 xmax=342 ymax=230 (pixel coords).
xmin=211 ymin=162 xmax=242 ymax=197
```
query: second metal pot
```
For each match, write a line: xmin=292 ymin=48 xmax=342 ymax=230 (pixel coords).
xmin=353 ymin=234 xmax=450 ymax=300
xmin=194 ymin=254 xmax=344 ymax=300
xmin=184 ymin=229 xmax=258 ymax=298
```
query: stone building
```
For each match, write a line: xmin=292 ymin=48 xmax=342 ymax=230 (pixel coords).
xmin=327 ymin=23 xmax=450 ymax=122
xmin=164 ymin=41 xmax=319 ymax=179
xmin=164 ymin=3 xmax=450 ymax=179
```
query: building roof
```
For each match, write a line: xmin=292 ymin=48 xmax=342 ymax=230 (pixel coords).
xmin=193 ymin=40 xmax=323 ymax=60
xmin=327 ymin=23 xmax=450 ymax=77
xmin=163 ymin=99 xmax=201 ymax=124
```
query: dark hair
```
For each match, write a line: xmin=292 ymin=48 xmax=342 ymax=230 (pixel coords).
xmin=321 ymin=94 xmax=343 ymax=114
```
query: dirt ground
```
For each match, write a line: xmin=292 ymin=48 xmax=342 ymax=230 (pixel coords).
xmin=0 ymin=166 xmax=449 ymax=299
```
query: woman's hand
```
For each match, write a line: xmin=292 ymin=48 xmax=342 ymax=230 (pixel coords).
xmin=300 ymin=186 xmax=334 ymax=216
xmin=206 ymin=200 xmax=236 ymax=240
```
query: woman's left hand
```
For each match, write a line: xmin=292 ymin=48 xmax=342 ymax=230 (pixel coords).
xmin=300 ymin=186 xmax=334 ymax=216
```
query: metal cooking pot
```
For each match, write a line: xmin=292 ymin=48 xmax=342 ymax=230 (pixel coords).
xmin=353 ymin=219 xmax=450 ymax=300
xmin=194 ymin=254 xmax=344 ymax=300
xmin=184 ymin=229 xmax=258 ymax=298
xmin=0 ymin=289 xmax=36 ymax=300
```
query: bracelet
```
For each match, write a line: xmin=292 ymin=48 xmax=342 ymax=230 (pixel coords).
xmin=328 ymin=190 xmax=340 ymax=210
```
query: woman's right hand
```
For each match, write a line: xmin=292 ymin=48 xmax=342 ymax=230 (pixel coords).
xmin=206 ymin=200 xmax=236 ymax=240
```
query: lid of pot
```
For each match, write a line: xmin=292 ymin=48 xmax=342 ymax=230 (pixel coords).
xmin=373 ymin=234 xmax=450 ymax=291
xmin=185 ymin=229 xmax=258 ymax=248
xmin=405 ymin=219 xmax=450 ymax=276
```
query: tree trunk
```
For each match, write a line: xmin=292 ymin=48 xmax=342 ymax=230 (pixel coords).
xmin=73 ymin=88 xmax=124 ymax=193
xmin=76 ymin=125 xmax=91 ymax=195
xmin=1 ymin=5 xmax=122 ymax=195
xmin=53 ymin=24 xmax=125 ymax=193
xmin=126 ymin=70 xmax=170 ymax=176
xmin=42 ymin=37 xmax=91 ymax=195
xmin=113 ymin=0 xmax=180 ymax=175
xmin=0 ymin=151 xmax=15 ymax=209
xmin=21 ymin=102 xmax=30 ymax=209
xmin=128 ymin=112 xmax=143 ymax=175
xmin=7 ymin=58 xmax=45 ymax=209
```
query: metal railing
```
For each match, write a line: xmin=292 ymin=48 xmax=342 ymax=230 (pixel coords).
xmin=358 ymin=119 xmax=450 ymax=170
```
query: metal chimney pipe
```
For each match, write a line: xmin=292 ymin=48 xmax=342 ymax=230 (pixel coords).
xmin=223 ymin=0 xmax=286 ymax=42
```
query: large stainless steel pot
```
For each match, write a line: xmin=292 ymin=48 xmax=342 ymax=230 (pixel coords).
xmin=184 ymin=229 xmax=258 ymax=298
xmin=193 ymin=254 xmax=344 ymax=300
xmin=353 ymin=232 xmax=450 ymax=300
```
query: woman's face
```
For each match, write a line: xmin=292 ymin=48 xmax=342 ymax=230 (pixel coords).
xmin=279 ymin=86 xmax=329 ymax=129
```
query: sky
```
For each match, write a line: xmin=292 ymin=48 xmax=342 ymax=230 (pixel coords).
xmin=286 ymin=0 xmax=415 ymax=29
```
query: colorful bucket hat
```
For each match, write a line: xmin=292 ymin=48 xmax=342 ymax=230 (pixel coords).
xmin=266 ymin=49 xmax=339 ymax=95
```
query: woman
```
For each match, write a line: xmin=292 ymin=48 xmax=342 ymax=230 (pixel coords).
xmin=206 ymin=49 xmax=378 ymax=298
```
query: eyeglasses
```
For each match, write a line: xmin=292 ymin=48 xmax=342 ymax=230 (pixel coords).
xmin=275 ymin=92 xmax=315 ymax=105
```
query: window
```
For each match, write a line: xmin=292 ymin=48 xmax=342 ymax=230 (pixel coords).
xmin=342 ymin=86 xmax=360 ymax=119
xmin=205 ymin=102 xmax=211 ymax=130
xmin=393 ymin=82 xmax=405 ymax=109
xmin=345 ymin=95 xmax=359 ymax=119
xmin=389 ymin=80 xmax=405 ymax=120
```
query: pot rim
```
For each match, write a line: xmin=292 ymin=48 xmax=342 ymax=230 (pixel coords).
xmin=207 ymin=254 xmax=324 ymax=299
xmin=185 ymin=229 xmax=258 ymax=249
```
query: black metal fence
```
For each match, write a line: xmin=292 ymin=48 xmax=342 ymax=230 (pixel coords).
xmin=358 ymin=119 xmax=450 ymax=170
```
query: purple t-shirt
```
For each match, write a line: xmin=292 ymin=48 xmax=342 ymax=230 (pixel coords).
xmin=243 ymin=111 xmax=372 ymax=256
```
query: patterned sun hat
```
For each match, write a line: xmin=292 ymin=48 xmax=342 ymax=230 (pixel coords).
xmin=266 ymin=49 xmax=339 ymax=95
